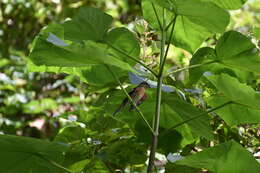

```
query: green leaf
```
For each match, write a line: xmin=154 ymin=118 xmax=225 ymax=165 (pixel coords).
xmin=189 ymin=47 xmax=217 ymax=84
xmin=153 ymin=0 xmax=230 ymax=32
xmin=253 ymin=27 xmax=260 ymax=39
xmin=204 ymin=0 xmax=247 ymax=10
xmin=0 ymin=134 xmax=69 ymax=173
xmin=69 ymin=159 xmax=90 ymax=173
xmin=54 ymin=126 xmax=86 ymax=144
xmin=82 ymin=159 xmax=110 ymax=173
xmin=63 ymin=7 xmax=113 ymax=42
xmin=135 ymin=100 xmax=195 ymax=150
xmin=143 ymin=0 xmax=229 ymax=52
xmin=166 ymin=164 xmax=201 ymax=173
xmin=99 ymin=138 xmax=147 ymax=166
xmin=105 ymin=27 xmax=140 ymax=60
xmin=27 ymin=23 xmax=86 ymax=78
xmin=158 ymin=129 xmax=183 ymax=154
xmin=207 ymin=96 xmax=260 ymax=126
xmin=176 ymin=140 xmax=260 ymax=173
xmin=216 ymin=30 xmax=255 ymax=59
xmin=172 ymin=0 xmax=229 ymax=33
xmin=216 ymin=31 xmax=260 ymax=74
xmin=29 ymin=18 xmax=140 ymax=86
xmin=189 ymin=31 xmax=259 ymax=84
xmin=142 ymin=0 xmax=210 ymax=53
xmin=171 ymin=16 xmax=211 ymax=53
xmin=30 ymin=33 xmax=136 ymax=71
xmin=166 ymin=97 xmax=213 ymax=140
xmin=206 ymin=73 xmax=260 ymax=110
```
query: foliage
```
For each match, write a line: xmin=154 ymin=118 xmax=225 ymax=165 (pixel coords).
xmin=0 ymin=0 xmax=260 ymax=173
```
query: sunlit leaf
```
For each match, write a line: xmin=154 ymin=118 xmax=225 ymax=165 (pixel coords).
xmin=143 ymin=0 xmax=229 ymax=52
xmin=207 ymin=95 xmax=260 ymax=126
xmin=63 ymin=7 xmax=113 ymax=42
xmin=175 ymin=140 xmax=260 ymax=173
xmin=206 ymin=73 xmax=260 ymax=110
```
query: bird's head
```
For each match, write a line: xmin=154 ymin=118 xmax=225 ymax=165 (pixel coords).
xmin=138 ymin=81 xmax=150 ymax=89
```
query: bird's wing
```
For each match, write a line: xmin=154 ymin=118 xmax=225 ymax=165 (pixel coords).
xmin=129 ymin=92 xmax=147 ymax=111
xmin=112 ymin=88 xmax=137 ymax=116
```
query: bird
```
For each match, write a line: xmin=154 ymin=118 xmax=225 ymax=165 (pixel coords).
xmin=113 ymin=82 xmax=150 ymax=116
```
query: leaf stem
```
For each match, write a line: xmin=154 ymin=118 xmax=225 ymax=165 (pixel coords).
xmin=161 ymin=101 xmax=233 ymax=137
xmin=165 ymin=60 xmax=216 ymax=76
xmin=152 ymin=2 xmax=163 ymax=31
xmin=106 ymin=42 xmax=158 ymax=77
xmin=38 ymin=154 xmax=74 ymax=173
xmin=160 ymin=15 xmax=177 ymax=76
xmin=165 ymin=14 xmax=177 ymax=31
xmin=106 ymin=65 xmax=155 ymax=135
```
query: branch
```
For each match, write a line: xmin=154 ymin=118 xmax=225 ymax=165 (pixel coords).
xmin=106 ymin=65 xmax=155 ymax=135
xmin=105 ymin=42 xmax=158 ymax=77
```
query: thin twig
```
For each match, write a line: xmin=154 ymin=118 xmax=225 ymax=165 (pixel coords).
xmin=106 ymin=65 xmax=155 ymax=135
xmin=105 ymin=42 xmax=158 ymax=77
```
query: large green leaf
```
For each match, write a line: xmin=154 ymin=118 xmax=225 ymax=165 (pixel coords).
xmin=142 ymin=0 xmax=210 ymax=52
xmin=77 ymin=27 xmax=141 ymax=86
xmin=189 ymin=31 xmax=259 ymax=84
xmin=29 ymin=12 xmax=140 ymax=86
xmin=207 ymin=95 xmax=260 ymax=126
xmin=105 ymin=27 xmax=140 ymax=60
xmin=206 ymin=73 xmax=260 ymax=110
xmin=175 ymin=140 xmax=260 ymax=173
xmin=216 ymin=31 xmax=260 ymax=74
xmin=143 ymin=0 xmax=229 ymax=52
xmin=166 ymin=97 xmax=213 ymax=140
xmin=54 ymin=125 xmax=86 ymax=144
xmin=165 ymin=164 xmax=201 ymax=173
xmin=204 ymin=0 xmax=247 ymax=10
xmin=63 ymin=7 xmax=113 ymax=42
xmin=0 ymin=134 xmax=69 ymax=173
xmin=30 ymin=34 xmax=135 ymax=72
xmin=188 ymin=47 xmax=218 ymax=84
xmin=99 ymin=138 xmax=147 ymax=166
xmin=216 ymin=30 xmax=255 ymax=59
xmin=54 ymin=126 xmax=92 ymax=167
xmin=171 ymin=16 xmax=211 ymax=53
xmin=171 ymin=0 xmax=229 ymax=33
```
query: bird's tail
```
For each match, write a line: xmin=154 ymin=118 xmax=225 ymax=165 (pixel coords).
xmin=113 ymin=98 xmax=129 ymax=116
